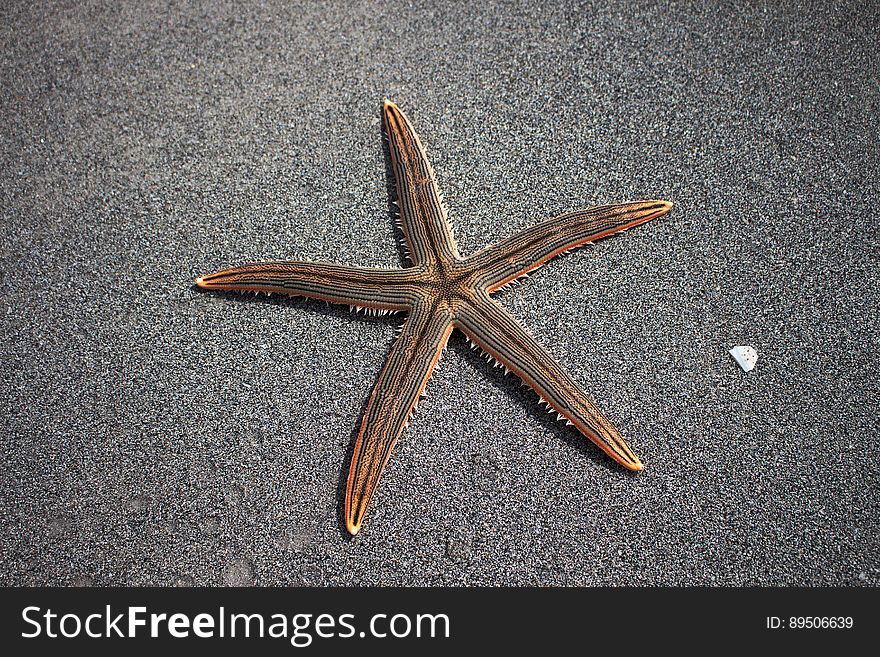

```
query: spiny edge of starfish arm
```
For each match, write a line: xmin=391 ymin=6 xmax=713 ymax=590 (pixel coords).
xmin=382 ymin=99 xmax=460 ymax=266
xmin=462 ymin=332 xmax=643 ymax=471
xmin=194 ymin=262 xmax=419 ymax=312
xmin=475 ymin=199 xmax=673 ymax=293
xmin=455 ymin=299 xmax=644 ymax=471
xmin=344 ymin=308 xmax=455 ymax=535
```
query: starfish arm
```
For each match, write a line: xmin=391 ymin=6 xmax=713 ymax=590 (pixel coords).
xmin=195 ymin=261 xmax=423 ymax=311
xmin=383 ymin=100 xmax=459 ymax=265
xmin=456 ymin=294 xmax=643 ymax=471
xmin=345 ymin=301 xmax=454 ymax=534
xmin=467 ymin=200 xmax=672 ymax=292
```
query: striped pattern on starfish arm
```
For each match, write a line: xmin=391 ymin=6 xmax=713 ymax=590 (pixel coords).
xmin=195 ymin=99 xmax=672 ymax=535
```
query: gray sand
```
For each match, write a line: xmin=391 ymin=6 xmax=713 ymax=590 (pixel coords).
xmin=1 ymin=0 xmax=877 ymax=586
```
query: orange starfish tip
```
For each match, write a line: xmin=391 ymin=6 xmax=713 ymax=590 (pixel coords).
xmin=646 ymin=199 xmax=673 ymax=217
xmin=624 ymin=457 xmax=644 ymax=471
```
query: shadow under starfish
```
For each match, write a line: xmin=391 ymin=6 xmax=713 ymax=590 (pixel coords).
xmin=196 ymin=100 xmax=672 ymax=535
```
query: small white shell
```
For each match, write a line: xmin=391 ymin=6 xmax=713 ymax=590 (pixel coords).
xmin=729 ymin=345 xmax=758 ymax=372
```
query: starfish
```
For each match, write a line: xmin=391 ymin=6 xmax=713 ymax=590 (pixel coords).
xmin=196 ymin=100 xmax=672 ymax=535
